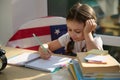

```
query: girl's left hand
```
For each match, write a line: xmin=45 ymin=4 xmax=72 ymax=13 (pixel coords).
xmin=84 ymin=19 xmax=97 ymax=34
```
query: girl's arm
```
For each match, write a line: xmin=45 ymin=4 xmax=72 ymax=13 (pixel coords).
xmin=84 ymin=19 xmax=100 ymax=51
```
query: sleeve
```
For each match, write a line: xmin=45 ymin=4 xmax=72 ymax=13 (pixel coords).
xmin=94 ymin=36 xmax=103 ymax=50
xmin=58 ymin=33 xmax=70 ymax=47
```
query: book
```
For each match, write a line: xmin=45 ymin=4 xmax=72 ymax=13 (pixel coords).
xmin=86 ymin=49 xmax=108 ymax=55
xmin=67 ymin=63 xmax=77 ymax=80
xmin=77 ymin=52 xmax=120 ymax=74
xmin=68 ymin=60 xmax=83 ymax=80
xmin=83 ymin=72 xmax=120 ymax=78
xmin=68 ymin=60 xmax=120 ymax=80
xmin=8 ymin=52 xmax=72 ymax=72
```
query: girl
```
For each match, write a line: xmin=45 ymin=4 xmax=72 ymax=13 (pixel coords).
xmin=38 ymin=2 xmax=103 ymax=59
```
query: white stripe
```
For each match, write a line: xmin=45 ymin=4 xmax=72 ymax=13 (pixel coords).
xmin=7 ymin=35 xmax=51 ymax=48
xmin=19 ymin=17 xmax=66 ymax=30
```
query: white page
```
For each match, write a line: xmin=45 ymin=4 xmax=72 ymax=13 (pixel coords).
xmin=8 ymin=52 xmax=40 ymax=66
xmin=25 ymin=56 xmax=72 ymax=72
xmin=84 ymin=54 xmax=106 ymax=62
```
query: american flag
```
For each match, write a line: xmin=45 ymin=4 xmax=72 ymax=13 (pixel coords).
xmin=6 ymin=17 xmax=67 ymax=54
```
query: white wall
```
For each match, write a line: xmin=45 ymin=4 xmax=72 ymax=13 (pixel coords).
xmin=0 ymin=0 xmax=47 ymax=46
xmin=0 ymin=0 xmax=12 ymax=46
xmin=12 ymin=0 xmax=48 ymax=32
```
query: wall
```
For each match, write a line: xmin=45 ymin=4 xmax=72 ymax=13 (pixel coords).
xmin=12 ymin=0 xmax=47 ymax=32
xmin=0 ymin=0 xmax=12 ymax=46
xmin=0 ymin=0 xmax=47 ymax=46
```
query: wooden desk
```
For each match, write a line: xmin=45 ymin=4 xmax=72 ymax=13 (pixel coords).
xmin=100 ymin=16 xmax=120 ymax=36
xmin=0 ymin=47 xmax=74 ymax=80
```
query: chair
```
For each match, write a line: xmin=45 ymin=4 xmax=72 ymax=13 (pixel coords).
xmin=6 ymin=16 xmax=67 ymax=53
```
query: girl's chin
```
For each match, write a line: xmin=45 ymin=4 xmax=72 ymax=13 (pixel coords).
xmin=73 ymin=39 xmax=82 ymax=42
xmin=72 ymin=38 xmax=84 ymax=41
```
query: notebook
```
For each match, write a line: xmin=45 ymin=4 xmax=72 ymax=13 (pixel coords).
xmin=84 ymin=54 xmax=107 ymax=64
xmin=8 ymin=52 xmax=40 ymax=66
xmin=8 ymin=52 xmax=72 ymax=72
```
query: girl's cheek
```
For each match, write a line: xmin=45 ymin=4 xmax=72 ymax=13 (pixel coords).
xmin=78 ymin=33 xmax=84 ymax=40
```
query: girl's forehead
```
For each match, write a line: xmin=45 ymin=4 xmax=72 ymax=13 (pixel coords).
xmin=67 ymin=20 xmax=84 ymax=29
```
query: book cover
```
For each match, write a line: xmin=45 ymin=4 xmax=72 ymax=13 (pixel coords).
xmin=68 ymin=62 xmax=78 ymax=80
xmin=77 ymin=52 xmax=120 ymax=74
xmin=72 ymin=60 xmax=83 ymax=80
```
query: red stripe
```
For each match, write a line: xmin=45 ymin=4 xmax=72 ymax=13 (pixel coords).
xmin=9 ymin=26 xmax=50 ymax=41
xmin=15 ymin=45 xmax=39 ymax=51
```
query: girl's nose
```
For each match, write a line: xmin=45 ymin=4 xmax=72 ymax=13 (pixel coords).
xmin=70 ymin=32 xmax=78 ymax=38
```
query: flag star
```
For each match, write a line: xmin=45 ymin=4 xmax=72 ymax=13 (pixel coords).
xmin=54 ymin=29 xmax=60 ymax=35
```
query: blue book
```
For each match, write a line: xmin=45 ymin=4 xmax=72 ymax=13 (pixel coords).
xmin=72 ymin=60 xmax=83 ymax=80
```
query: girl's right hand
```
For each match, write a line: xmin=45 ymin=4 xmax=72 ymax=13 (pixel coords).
xmin=38 ymin=44 xmax=52 ymax=60
xmin=84 ymin=19 xmax=97 ymax=34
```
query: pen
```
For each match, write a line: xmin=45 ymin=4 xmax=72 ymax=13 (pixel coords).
xmin=87 ymin=60 xmax=107 ymax=64
xmin=32 ymin=33 xmax=47 ymax=53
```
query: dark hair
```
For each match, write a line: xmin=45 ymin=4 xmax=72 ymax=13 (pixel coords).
xmin=66 ymin=2 xmax=96 ymax=23
xmin=65 ymin=38 xmax=76 ymax=56
xmin=65 ymin=3 xmax=96 ymax=56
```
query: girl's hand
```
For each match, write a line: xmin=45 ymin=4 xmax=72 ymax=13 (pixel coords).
xmin=84 ymin=19 xmax=97 ymax=34
xmin=38 ymin=44 xmax=52 ymax=60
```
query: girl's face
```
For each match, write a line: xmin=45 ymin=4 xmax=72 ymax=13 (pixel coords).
xmin=67 ymin=20 xmax=85 ymax=41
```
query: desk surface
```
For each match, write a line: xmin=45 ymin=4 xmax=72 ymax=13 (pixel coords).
xmin=0 ymin=47 xmax=74 ymax=80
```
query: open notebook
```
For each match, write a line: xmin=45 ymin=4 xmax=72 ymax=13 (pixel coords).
xmin=8 ymin=52 xmax=72 ymax=72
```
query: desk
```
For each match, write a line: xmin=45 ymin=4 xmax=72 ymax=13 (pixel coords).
xmin=0 ymin=47 xmax=74 ymax=80
xmin=100 ymin=16 xmax=120 ymax=36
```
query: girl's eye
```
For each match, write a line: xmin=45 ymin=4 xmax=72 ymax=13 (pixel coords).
xmin=75 ymin=30 xmax=81 ymax=34
xmin=75 ymin=31 xmax=81 ymax=34
xmin=68 ymin=29 xmax=72 ymax=32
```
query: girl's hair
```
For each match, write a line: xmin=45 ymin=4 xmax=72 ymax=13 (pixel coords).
xmin=65 ymin=38 xmax=76 ymax=56
xmin=66 ymin=2 xmax=97 ymax=23
xmin=65 ymin=2 xmax=96 ymax=56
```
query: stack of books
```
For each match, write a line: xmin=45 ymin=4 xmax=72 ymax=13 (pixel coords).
xmin=68 ymin=49 xmax=120 ymax=80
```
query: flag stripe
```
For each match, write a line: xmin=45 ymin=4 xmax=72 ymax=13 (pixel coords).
xmin=7 ymin=35 xmax=51 ymax=48
xmin=24 ymin=45 xmax=39 ymax=51
xmin=9 ymin=26 xmax=50 ymax=41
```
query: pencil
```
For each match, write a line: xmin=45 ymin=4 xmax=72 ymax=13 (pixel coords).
xmin=32 ymin=33 xmax=47 ymax=53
